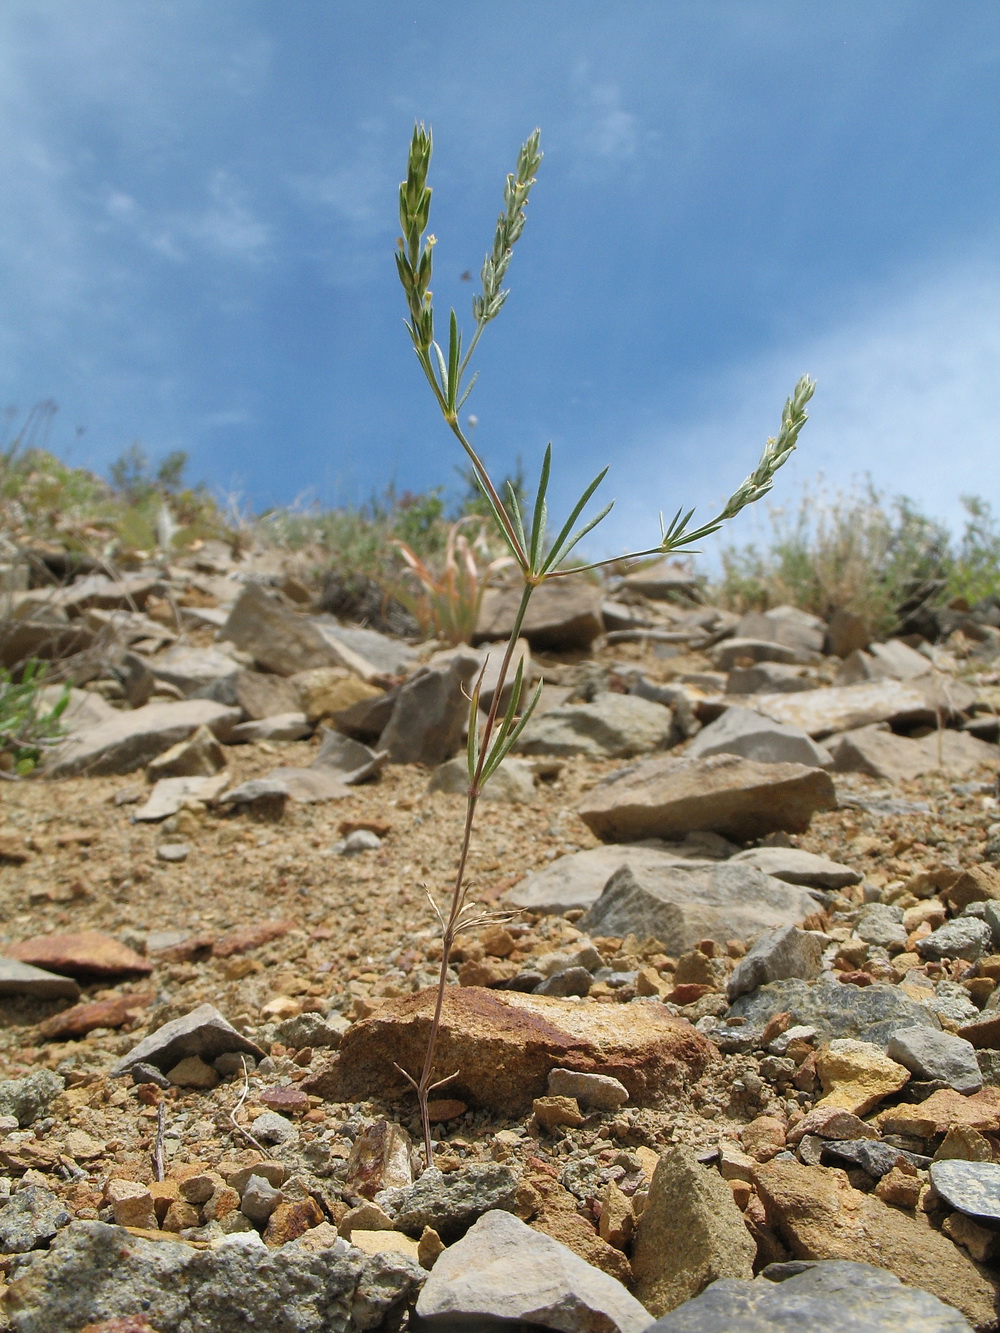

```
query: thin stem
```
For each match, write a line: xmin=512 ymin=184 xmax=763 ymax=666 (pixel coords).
xmin=413 ymin=580 xmax=534 ymax=1166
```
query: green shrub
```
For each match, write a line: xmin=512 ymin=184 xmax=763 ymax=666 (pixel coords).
xmin=0 ymin=659 xmax=69 ymax=776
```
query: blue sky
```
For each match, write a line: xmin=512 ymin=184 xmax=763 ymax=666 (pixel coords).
xmin=1 ymin=2 xmax=998 ymax=563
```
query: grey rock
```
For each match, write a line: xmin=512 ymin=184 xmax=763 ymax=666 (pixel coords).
xmin=534 ymin=966 xmax=592 ymax=997
xmin=274 ymin=1011 xmax=349 ymax=1050
xmin=747 ymin=680 xmax=940 ymax=739
xmin=146 ymin=726 xmax=228 ymax=779
xmin=219 ymin=582 xmax=360 ymax=678
xmin=250 ymin=1112 xmax=297 ymax=1146
xmin=930 ymin=1159 xmax=1000 ymax=1222
xmin=147 ymin=646 xmax=241 ymax=696
xmin=156 ymin=841 xmax=190 ymax=863
xmin=583 ymin=863 xmax=822 ymax=957
xmin=0 ymin=960 xmax=80 ymax=1001
xmin=429 ymin=755 xmax=535 ymax=803
xmin=917 ymin=918 xmax=993 ymax=963
xmin=111 ymin=1003 xmax=265 ymax=1077
xmin=263 ymin=767 xmax=353 ymax=803
xmin=379 ymin=655 xmax=480 ymax=766
xmin=930 ymin=981 xmax=981 ymax=1028
xmin=43 ymin=699 xmax=241 ymax=778
xmin=506 ymin=844 xmax=715 ymax=915
xmin=729 ymin=846 xmax=861 ymax=890
xmin=239 ymin=1174 xmax=282 ymax=1223
xmin=516 ymin=693 xmax=675 ymax=759
xmin=686 ymin=705 xmax=831 ymax=768
xmin=197 ymin=668 xmax=300 ymax=719
xmin=711 ymin=637 xmax=816 ymax=670
xmin=645 ymin=1259 xmax=971 ymax=1332
xmin=976 ymin=1049 xmax=1000 ymax=1086
xmin=216 ymin=776 xmax=291 ymax=816
xmin=836 ymin=649 xmax=894 ymax=686
xmin=312 ymin=729 xmax=387 ymax=784
xmin=869 ymin=638 xmax=933 ymax=681
xmin=547 ymin=1069 xmax=629 ymax=1110
xmin=475 ymin=576 xmax=603 ymax=651
xmin=376 ymin=1164 xmax=519 ymax=1243
xmin=338 ymin=829 xmax=381 ymax=854
xmin=736 ymin=605 xmax=826 ymax=655
xmin=821 ymin=1138 xmax=931 ymax=1178
xmin=2 ymin=1219 xmax=423 ymax=1333
xmin=229 ymin=712 xmax=312 ymax=742
xmin=726 ymin=662 xmax=817 ymax=694
xmin=312 ymin=619 xmax=416 ymax=680
xmin=414 ymin=1208 xmax=652 ymax=1333
xmin=726 ymin=977 xmax=941 ymax=1050
xmin=829 ymin=725 xmax=947 ymax=783
xmin=632 ymin=1146 xmax=755 ymax=1317
xmin=726 ymin=926 xmax=827 ymax=1001
xmin=578 ymin=752 xmax=837 ymax=843
xmin=133 ymin=773 xmax=230 ymax=821
xmin=621 ymin=559 xmax=701 ymax=600
xmin=854 ymin=903 xmax=908 ymax=951
xmin=0 ymin=1186 xmax=71 ymax=1253
xmin=0 ymin=1071 xmax=65 ymax=1127
xmin=886 ymin=1027 xmax=983 ymax=1094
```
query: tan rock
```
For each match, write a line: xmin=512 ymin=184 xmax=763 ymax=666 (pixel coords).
xmin=6 ymin=930 xmax=152 ymax=979
xmin=741 ymin=1115 xmax=787 ymax=1162
xmin=293 ymin=669 xmax=381 ymax=722
xmin=166 ymin=1056 xmax=219 ymax=1089
xmin=815 ymin=1039 xmax=909 ymax=1116
xmin=515 ymin=1169 xmax=631 ymax=1284
xmin=146 ymin=725 xmax=226 ymax=778
xmin=632 ymin=1147 xmax=755 ymax=1317
xmin=38 ymin=992 xmax=153 ymax=1040
xmin=310 ymin=986 xmax=716 ymax=1115
xmin=934 ymin=1124 xmax=995 ymax=1162
xmin=338 ymin=1201 xmax=395 ymax=1238
xmin=578 ymin=752 xmax=836 ymax=843
xmin=749 ymin=679 xmax=939 ymax=738
xmin=262 ymin=1196 xmax=324 ymax=1246
xmin=161 ymin=1200 xmax=200 ymax=1232
xmin=944 ymin=1211 xmax=1000 ymax=1263
xmin=349 ymin=1228 xmax=421 ymax=1260
xmin=104 ymin=1179 xmax=158 ymax=1231
xmin=597 ymin=1181 xmax=634 ymax=1249
xmin=878 ymin=1087 xmax=1000 ymax=1138
xmin=213 ymin=918 xmax=295 ymax=958
xmin=754 ymin=1158 xmax=999 ymax=1328
xmin=533 ymin=1096 xmax=586 ymax=1130
xmin=874 ymin=1165 xmax=922 ymax=1209
xmin=944 ymin=864 xmax=1000 ymax=911
xmin=418 ymin=1225 xmax=446 ymax=1269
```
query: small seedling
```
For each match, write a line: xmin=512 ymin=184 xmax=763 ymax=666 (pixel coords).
xmin=396 ymin=122 xmax=814 ymax=1167
xmin=0 ymin=658 xmax=70 ymax=776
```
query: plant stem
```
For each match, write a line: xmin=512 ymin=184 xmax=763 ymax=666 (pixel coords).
xmin=413 ymin=580 xmax=534 ymax=1166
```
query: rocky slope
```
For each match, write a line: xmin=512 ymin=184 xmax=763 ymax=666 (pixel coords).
xmin=1 ymin=540 xmax=999 ymax=1331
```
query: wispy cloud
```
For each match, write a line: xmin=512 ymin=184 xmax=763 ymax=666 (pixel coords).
xmin=565 ymin=60 xmax=641 ymax=174
xmin=599 ymin=244 xmax=1000 ymax=558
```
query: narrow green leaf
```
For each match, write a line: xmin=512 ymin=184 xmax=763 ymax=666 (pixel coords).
xmin=457 ymin=371 xmax=479 ymax=411
xmin=542 ymin=499 xmax=614 ymax=572
xmin=528 ymin=445 xmax=552 ymax=569
xmin=481 ymin=680 xmax=543 ymax=782
xmin=447 ymin=309 xmax=461 ymax=412
xmin=506 ymin=479 xmax=528 ymax=554
xmin=540 ymin=466 xmax=609 ymax=573
xmin=431 ymin=341 xmax=448 ymax=398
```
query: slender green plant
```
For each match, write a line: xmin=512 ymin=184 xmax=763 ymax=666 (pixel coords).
xmin=393 ymin=516 xmax=515 ymax=644
xmin=0 ymin=659 xmax=70 ymax=776
xmin=395 ymin=122 xmax=814 ymax=1167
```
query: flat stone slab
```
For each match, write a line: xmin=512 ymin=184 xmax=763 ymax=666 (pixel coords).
xmin=728 ymin=846 xmax=861 ymax=889
xmin=506 ymin=845 xmax=714 ymax=916
xmin=578 ymin=753 xmax=836 ymax=843
xmin=646 ymin=1260 xmax=972 ymax=1333
xmin=516 ymin=693 xmax=674 ymax=759
xmin=43 ymin=700 xmax=241 ymax=778
xmin=415 ymin=1209 xmax=652 ymax=1333
xmin=686 ymin=705 xmax=831 ymax=768
xmin=726 ymin=977 xmax=941 ymax=1050
xmin=132 ymin=774 xmax=231 ymax=821
xmin=6 ymin=931 xmax=151 ymax=980
xmin=0 ymin=960 xmax=80 ymax=1000
xmin=748 ymin=679 xmax=938 ymax=737
xmin=583 ymin=863 xmax=823 ymax=956
xmin=930 ymin=1159 xmax=1000 ymax=1223
xmin=111 ymin=1003 xmax=266 ymax=1076
xmin=307 ymin=986 xmax=716 ymax=1115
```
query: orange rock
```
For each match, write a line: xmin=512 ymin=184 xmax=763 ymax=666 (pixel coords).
xmin=878 ymin=1087 xmax=1000 ymax=1138
xmin=263 ymin=1195 xmax=324 ymax=1246
xmin=38 ymin=991 xmax=153 ymax=1040
xmin=6 ymin=930 xmax=151 ymax=978
xmin=741 ymin=1115 xmax=787 ymax=1162
xmin=213 ymin=919 xmax=295 ymax=958
xmin=308 ymin=986 xmax=715 ymax=1116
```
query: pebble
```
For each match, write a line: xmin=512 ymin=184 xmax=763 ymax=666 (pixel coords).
xmin=249 ymin=1112 xmax=298 ymax=1146
xmin=547 ymin=1069 xmax=630 ymax=1111
xmin=156 ymin=842 xmax=191 ymax=863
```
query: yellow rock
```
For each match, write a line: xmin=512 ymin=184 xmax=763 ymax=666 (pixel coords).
xmin=348 ymin=1229 xmax=420 ymax=1260
xmin=533 ymin=1095 xmax=585 ymax=1130
xmin=815 ymin=1039 xmax=909 ymax=1116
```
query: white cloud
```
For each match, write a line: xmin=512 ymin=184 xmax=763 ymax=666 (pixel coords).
xmin=565 ymin=61 xmax=641 ymax=173
xmin=597 ymin=245 xmax=1000 ymax=560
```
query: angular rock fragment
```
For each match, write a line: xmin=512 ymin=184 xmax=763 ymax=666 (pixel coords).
xmin=111 ymin=1003 xmax=265 ymax=1077
xmin=887 ymin=1026 xmax=983 ymax=1094
xmin=43 ymin=700 xmax=241 ymax=778
xmin=2 ymin=1219 xmax=424 ymax=1333
xmin=379 ymin=654 xmax=480 ymax=766
xmin=515 ymin=693 xmax=674 ymax=759
xmin=686 ymin=705 xmax=831 ymax=768
xmin=644 ymin=1259 xmax=971 ymax=1333
xmin=578 ymin=753 xmax=836 ymax=843
xmin=0 ymin=960 xmax=80 ymax=1001
xmin=930 ymin=1159 xmax=1000 ymax=1223
xmin=726 ymin=976 xmax=941 ymax=1050
xmin=584 ymin=863 xmax=821 ymax=956
xmin=753 ymin=1157 xmax=999 ymax=1328
xmin=309 ymin=986 xmax=716 ymax=1114
xmin=727 ymin=925 xmax=827 ymax=1001
xmin=376 ymin=1164 xmax=518 ymax=1243
xmin=5 ymin=931 xmax=151 ymax=980
xmin=748 ymin=679 xmax=947 ymax=737
xmin=475 ymin=577 xmax=603 ymax=651
xmin=414 ymin=1209 xmax=651 ymax=1332
xmin=728 ymin=845 xmax=861 ymax=889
